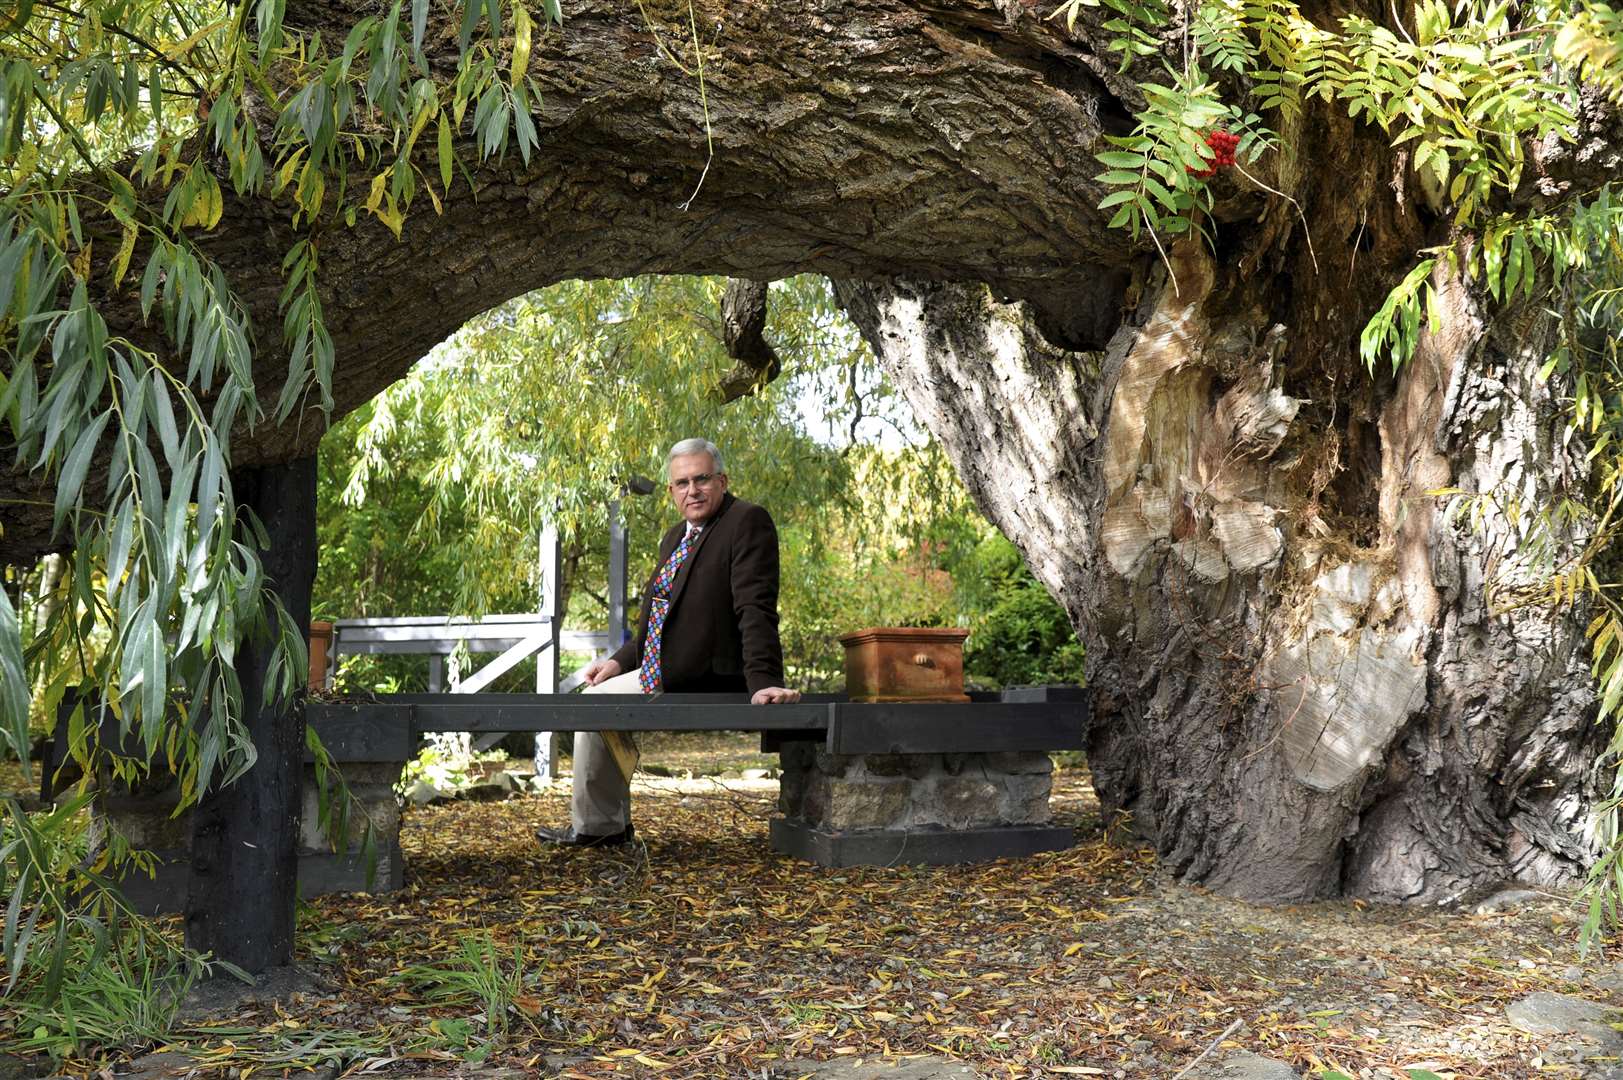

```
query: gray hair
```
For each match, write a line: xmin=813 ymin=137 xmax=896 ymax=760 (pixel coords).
xmin=667 ymin=438 xmax=725 ymax=474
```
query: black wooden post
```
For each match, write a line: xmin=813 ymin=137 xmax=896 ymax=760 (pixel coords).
xmin=185 ymin=455 xmax=317 ymax=973
xmin=608 ymin=498 xmax=627 ymax=648
xmin=607 ymin=474 xmax=654 ymax=649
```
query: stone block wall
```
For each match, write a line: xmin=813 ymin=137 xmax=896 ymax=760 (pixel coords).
xmin=94 ymin=759 xmax=406 ymax=915
xmin=298 ymin=761 xmax=407 ymax=894
xmin=777 ymin=742 xmax=1053 ymax=832
xmin=299 ymin=762 xmax=403 ymax=860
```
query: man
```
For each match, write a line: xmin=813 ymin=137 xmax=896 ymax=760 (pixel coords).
xmin=536 ymin=438 xmax=801 ymax=848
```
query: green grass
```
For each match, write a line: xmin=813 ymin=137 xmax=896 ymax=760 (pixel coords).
xmin=388 ymin=929 xmax=533 ymax=1037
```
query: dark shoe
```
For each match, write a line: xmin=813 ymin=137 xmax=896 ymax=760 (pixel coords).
xmin=535 ymin=823 xmax=634 ymax=848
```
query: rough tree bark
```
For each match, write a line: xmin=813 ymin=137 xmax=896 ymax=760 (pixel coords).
xmin=1 ymin=0 xmax=1142 ymax=560
xmin=840 ymin=249 xmax=1600 ymax=902
xmin=3 ymin=0 xmax=1616 ymax=910
xmin=718 ymin=279 xmax=782 ymax=402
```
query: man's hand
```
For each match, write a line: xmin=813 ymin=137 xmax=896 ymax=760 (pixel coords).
xmin=581 ymin=657 xmax=624 ymax=686
xmin=751 ymin=686 xmax=802 ymax=704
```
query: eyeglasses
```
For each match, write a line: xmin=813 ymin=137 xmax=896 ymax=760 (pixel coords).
xmin=668 ymin=472 xmax=721 ymax=492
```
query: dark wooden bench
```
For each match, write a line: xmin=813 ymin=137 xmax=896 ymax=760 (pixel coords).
xmin=308 ymin=686 xmax=1089 ymax=874
xmin=308 ymin=686 xmax=1088 ymax=758
xmin=95 ymin=687 xmax=1089 ymax=912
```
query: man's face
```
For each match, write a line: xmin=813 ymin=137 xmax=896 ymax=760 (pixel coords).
xmin=668 ymin=452 xmax=729 ymax=525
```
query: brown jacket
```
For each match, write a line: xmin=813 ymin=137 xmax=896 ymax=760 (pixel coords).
xmin=609 ymin=492 xmax=786 ymax=694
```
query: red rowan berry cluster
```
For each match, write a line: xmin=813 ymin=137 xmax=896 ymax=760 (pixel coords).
xmin=1188 ymin=130 xmax=1241 ymax=179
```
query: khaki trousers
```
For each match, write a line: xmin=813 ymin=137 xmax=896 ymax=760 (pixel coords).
xmin=571 ymin=668 xmax=643 ymax=834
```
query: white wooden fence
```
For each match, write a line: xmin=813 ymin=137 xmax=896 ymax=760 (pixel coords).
xmin=313 ymin=525 xmax=617 ymax=777
xmin=312 ymin=497 xmax=643 ymax=777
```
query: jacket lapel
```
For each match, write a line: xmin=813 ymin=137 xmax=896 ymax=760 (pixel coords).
xmin=666 ymin=492 xmax=732 ymax=610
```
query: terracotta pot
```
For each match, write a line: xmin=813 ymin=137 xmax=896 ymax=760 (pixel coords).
xmin=308 ymin=621 xmax=334 ymax=691
xmin=838 ymin=626 xmax=971 ymax=703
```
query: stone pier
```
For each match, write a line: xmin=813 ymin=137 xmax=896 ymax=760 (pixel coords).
xmin=97 ymin=759 xmax=405 ymax=916
xmin=770 ymin=742 xmax=1073 ymax=866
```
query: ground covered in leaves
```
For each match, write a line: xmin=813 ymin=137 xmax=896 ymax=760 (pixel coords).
xmin=15 ymin=736 xmax=1623 ymax=1078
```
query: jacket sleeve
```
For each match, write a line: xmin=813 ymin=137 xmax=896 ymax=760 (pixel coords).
xmin=730 ymin=503 xmax=786 ymax=694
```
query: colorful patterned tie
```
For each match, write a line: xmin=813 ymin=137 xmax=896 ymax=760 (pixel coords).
xmin=638 ymin=526 xmax=703 ymax=694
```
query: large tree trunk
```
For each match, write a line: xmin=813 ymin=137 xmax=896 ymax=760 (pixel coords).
xmin=840 ymin=249 xmax=1601 ymax=903
xmin=0 ymin=0 xmax=1143 ymax=561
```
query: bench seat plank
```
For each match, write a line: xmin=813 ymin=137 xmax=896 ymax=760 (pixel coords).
xmin=406 ymin=699 xmax=833 ymax=733
xmin=305 ymin=687 xmax=1089 ymax=759
xmin=828 ymin=701 xmax=1087 ymax=754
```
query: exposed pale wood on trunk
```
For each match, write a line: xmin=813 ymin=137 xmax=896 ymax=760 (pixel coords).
xmin=1209 ymin=501 xmax=1282 ymax=574
xmin=1100 ymin=248 xmax=1215 ymax=499
xmin=1271 ymin=624 xmax=1428 ymax=792
xmin=1171 ymin=538 xmax=1230 ymax=584
xmin=843 ymin=253 xmax=1601 ymax=904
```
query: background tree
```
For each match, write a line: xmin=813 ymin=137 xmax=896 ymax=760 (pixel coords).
xmin=316 ymin=272 xmax=1050 ymax=691
xmin=326 ymin=275 xmax=847 ymax=617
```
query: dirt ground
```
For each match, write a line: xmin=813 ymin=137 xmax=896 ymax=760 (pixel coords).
xmin=306 ymin=737 xmax=1623 ymax=1078
xmin=11 ymin=736 xmax=1623 ymax=1078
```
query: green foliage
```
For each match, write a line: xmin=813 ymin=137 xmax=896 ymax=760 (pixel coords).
xmin=0 ymin=586 xmax=29 ymax=774
xmin=1 ymin=0 xmax=567 ymax=813
xmin=315 ymin=407 xmax=498 ymax=631
xmin=11 ymin=925 xmax=207 ymax=1061
xmin=1358 ymin=257 xmax=1438 ymax=373
xmin=951 ymin=534 xmax=1086 ymax=689
xmin=1559 ymin=218 xmax=1623 ymax=951
xmin=0 ymin=793 xmax=246 ymax=1059
xmin=1090 ymin=0 xmax=1583 ymax=246
xmin=1095 ymin=70 xmax=1269 ymax=246
xmin=396 ymin=744 xmax=507 ymax=796
xmin=1079 ymin=0 xmax=1618 ymax=372
xmin=1555 ymin=3 xmax=1623 ymax=101
xmin=777 ymin=440 xmax=983 ymax=688
xmin=773 ymin=505 xmax=1088 ymax=696
xmin=3 ymin=223 xmax=279 ymax=800
xmin=1054 ymin=0 xmax=1172 ymax=68
xmin=1363 ymin=196 xmax=1623 ymax=372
